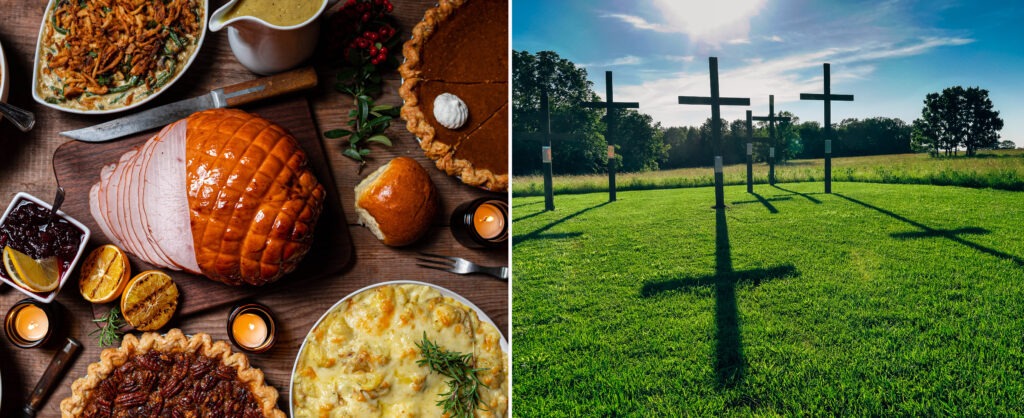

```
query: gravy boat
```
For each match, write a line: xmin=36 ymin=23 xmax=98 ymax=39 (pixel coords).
xmin=210 ymin=0 xmax=336 ymax=75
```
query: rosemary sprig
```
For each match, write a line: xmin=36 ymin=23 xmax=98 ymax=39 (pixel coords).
xmin=323 ymin=92 xmax=399 ymax=173
xmin=90 ymin=307 xmax=125 ymax=347
xmin=415 ymin=333 xmax=488 ymax=418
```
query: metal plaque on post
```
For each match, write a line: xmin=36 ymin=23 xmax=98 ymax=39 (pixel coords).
xmin=542 ymin=146 xmax=552 ymax=163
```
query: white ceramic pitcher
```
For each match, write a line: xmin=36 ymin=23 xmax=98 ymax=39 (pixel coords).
xmin=209 ymin=0 xmax=336 ymax=75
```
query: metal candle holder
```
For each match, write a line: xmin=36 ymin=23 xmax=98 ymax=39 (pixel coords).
xmin=450 ymin=198 xmax=508 ymax=249
xmin=226 ymin=303 xmax=277 ymax=353
xmin=4 ymin=298 xmax=55 ymax=349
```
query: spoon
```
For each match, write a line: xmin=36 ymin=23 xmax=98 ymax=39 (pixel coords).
xmin=0 ymin=101 xmax=36 ymax=132
xmin=42 ymin=187 xmax=65 ymax=232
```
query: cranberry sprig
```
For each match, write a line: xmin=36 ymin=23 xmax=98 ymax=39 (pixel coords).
xmin=322 ymin=0 xmax=402 ymax=171
xmin=324 ymin=0 xmax=401 ymax=97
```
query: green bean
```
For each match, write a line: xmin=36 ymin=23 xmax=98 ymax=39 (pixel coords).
xmin=109 ymin=76 xmax=139 ymax=93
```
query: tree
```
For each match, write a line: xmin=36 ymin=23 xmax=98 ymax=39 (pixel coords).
xmin=998 ymin=140 xmax=1016 ymax=149
xmin=616 ymin=111 xmax=665 ymax=171
xmin=912 ymin=86 xmax=1003 ymax=156
xmin=512 ymin=50 xmax=605 ymax=175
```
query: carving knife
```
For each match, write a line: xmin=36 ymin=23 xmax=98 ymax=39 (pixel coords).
xmin=20 ymin=338 xmax=81 ymax=418
xmin=60 ymin=67 xmax=318 ymax=142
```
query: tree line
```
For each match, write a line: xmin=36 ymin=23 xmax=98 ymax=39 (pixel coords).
xmin=513 ymin=50 xmax=1006 ymax=176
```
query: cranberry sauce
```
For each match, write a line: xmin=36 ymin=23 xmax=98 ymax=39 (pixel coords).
xmin=0 ymin=199 xmax=85 ymax=278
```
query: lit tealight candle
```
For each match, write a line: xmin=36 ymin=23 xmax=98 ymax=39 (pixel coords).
xmin=450 ymin=198 xmax=508 ymax=249
xmin=232 ymin=313 xmax=268 ymax=349
xmin=473 ymin=203 xmax=505 ymax=240
xmin=227 ymin=303 xmax=276 ymax=353
xmin=5 ymin=299 xmax=54 ymax=348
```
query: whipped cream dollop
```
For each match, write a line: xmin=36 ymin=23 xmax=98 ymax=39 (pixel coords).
xmin=433 ymin=93 xmax=468 ymax=130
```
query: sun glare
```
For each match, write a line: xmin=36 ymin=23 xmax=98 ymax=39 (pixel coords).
xmin=653 ymin=0 xmax=767 ymax=44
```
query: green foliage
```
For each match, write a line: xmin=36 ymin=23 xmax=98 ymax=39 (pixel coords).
xmin=512 ymin=50 xmax=606 ymax=175
xmin=513 ymin=149 xmax=1024 ymax=197
xmin=513 ymin=183 xmax=1024 ymax=416
xmin=913 ymin=86 xmax=1004 ymax=156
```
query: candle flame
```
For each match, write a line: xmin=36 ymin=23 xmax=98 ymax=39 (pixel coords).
xmin=483 ymin=216 xmax=494 ymax=222
xmin=249 ymin=323 xmax=255 ymax=331
xmin=28 ymin=321 xmax=37 ymax=331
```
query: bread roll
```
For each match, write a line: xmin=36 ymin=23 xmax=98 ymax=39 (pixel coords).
xmin=355 ymin=157 xmax=439 ymax=246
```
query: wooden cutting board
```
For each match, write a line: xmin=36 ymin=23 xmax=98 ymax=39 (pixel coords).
xmin=52 ymin=96 xmax=353 ymax=322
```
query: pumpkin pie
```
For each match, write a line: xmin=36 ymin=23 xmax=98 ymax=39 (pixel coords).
xmin=399 ymin=0 xmax=508 ymax=191
xmin=60 ymin=329 xmax=285 ymax=418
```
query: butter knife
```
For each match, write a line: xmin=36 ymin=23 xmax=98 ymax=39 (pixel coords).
xmin=20 ymin=338 xmax=81 ymax=418
xmin=61 ymin=67 xmax=318 ymax=142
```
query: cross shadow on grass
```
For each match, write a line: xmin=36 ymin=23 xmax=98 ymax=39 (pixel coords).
xmin=835 ymin=194 xmax=1024 ymax=267
xmin=770 ymin=185 xmax=823 ymax=204
xmin=640 ymin=207 xmax=800 ymax=388
xmin=513 ymin=201 xmax=611 ymax=247
xmin=513 ymin=210 xmax=549 ymax=223
xmin=731 ymin=193 xmax=787 ymax=213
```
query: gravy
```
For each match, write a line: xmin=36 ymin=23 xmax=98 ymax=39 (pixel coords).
xmin=224 ymin=0 xmax=323 ymax=27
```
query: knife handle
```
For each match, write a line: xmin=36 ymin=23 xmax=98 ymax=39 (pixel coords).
xmin=24 ymin=338 xmax=82 ymax=417
xmin=222 ymin=67 xmax=318 ymax=107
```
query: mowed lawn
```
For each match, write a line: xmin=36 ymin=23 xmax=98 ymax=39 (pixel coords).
xmin=512 ymin=182 xmax=1024 ymax=416
xmin=512 ymin=150 xmax=1024 ymax=197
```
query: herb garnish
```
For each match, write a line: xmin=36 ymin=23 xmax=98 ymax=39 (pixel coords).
xmin=90 ymin=307 xmax=125 ymax=347
xmin=416 ymin=333 xmax=487 ymax=418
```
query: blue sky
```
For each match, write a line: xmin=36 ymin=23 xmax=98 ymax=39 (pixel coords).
xmin=513 ymin=0 xmax=1024 ymax=145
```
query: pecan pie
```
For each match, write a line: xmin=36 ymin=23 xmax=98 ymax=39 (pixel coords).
xmin=399 ymin=0 xmax=508 ymax=192
xmin=60 ymin=329 xmax=284 ymax=418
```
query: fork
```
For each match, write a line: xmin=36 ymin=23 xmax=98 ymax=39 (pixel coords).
xmin=416 ymin=253 xmax=508 ymax=281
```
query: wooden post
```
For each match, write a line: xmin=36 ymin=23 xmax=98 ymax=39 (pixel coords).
xmin=800 ymin=63 xmax=854 ymax=194
xmin=678 ymin=57 xmax=750 ymax=208
xmin=752 ymin=95 xmax=791 ymax=187
xmin=715 ymin=156 xmax=725 ymax=209
xmin=581 ymin=71 xmax=639 ymax=203
xmin=746 ymin=110 xmax=753 ymax=194
xmin=541 ymin=89 xmax=555 ymax=211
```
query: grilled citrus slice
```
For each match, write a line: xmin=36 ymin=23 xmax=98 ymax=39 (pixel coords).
xmin=3 ymin=246 xmax=61 ymax=293
xmin=79 ymin=245 xmax=131 ymax=304
xmin=120 ymin=270 xmax=178 ymax=331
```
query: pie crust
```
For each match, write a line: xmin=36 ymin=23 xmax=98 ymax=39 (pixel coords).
xmin=60 ymin=329 xmax=285 ymax=417
xmin=399 ymin=0 xmax=508 ymax=192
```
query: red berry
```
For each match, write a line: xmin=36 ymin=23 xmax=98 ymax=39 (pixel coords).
xmin=365 ymin=32 xmax=378 ymax=41
xmin=385 ymin=3 xmax=393 ymax=12
xmin=378 ymin=46 xmax=387 ymax=56
xmin=369 ymin=45 xmax=378 ymax=55
xmin=362 ymin=12 xmax=370 ymax=22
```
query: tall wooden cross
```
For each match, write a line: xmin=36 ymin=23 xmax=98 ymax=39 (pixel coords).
xmin=678 ymin=57 xmax=750 ymax=208
xmin=541 ymin=89 xmax=555 ymax=211
xmin=751 ymin=95 xmax=791 ymax=186
xmin=745 ymin=110 xmax=755 ymax=193
xmin=581 ymin=71 xmax=639 ymax=202
xmin=800 ymin=63 xmax=853 ymax=193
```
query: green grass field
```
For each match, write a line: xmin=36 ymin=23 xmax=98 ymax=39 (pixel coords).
xmin=512 ymin=150 xmax=1024 ymax=197
xmin=512 ymin=182 xmax=1024 ymax=416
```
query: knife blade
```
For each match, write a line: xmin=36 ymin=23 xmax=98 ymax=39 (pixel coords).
xmin=20 ymin=338 xmax=81 ymax=418
xmin=61 ymin=66 xmax=318 ymax=142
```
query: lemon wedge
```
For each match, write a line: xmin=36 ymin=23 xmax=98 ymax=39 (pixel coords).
xmin=3 ymin=246 xmax=61 ymax=293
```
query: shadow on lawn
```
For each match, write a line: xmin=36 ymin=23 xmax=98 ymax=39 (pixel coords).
xmin=513 ymin=201 xmax=611 ymax=247
xmin=835 ymin=194 xmax=1024 ymax=267
xmin=731 ymin=193 xmax=786 ymax=213
xmin=640 ymin=207 xmax=800 ymax=388
xmin=512 ymin=210 xmax=548 ymax=224
xmin=770 ymin=185 xmax=823 ymax=204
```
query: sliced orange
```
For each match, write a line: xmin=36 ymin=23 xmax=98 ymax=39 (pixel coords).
xmin=79 ymin=245 xmax=131 ymax=304
xmin=3 ymin=246 xmax=60 ymax=293
xmin=120 ymin=270 xmax=178 ymax=331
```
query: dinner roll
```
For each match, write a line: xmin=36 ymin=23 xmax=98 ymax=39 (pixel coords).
xmin=355 ymin=157 xmax=439 ymax=246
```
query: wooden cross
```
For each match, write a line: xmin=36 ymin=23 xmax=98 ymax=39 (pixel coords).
xmin=541 ymin=89 xmax=555 ymax=211
xmin=752 ymin=95 xmax=791 ymax=186
xmin=678 ymin=57 xmax=750 ymax=208
xmin=581 ymin=71 xmax=639 ymax=202
xmin=800 ymin=63 xmax=853 ymax=193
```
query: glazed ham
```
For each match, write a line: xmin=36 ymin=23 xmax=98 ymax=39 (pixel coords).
xmin=88 ymin=109 xmax=325 ymax=286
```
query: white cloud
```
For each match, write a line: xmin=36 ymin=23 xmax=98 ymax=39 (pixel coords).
xmin=601 ymin=0 xmax=767 ymax=46
xmin=613 ymin=36 xmax=974 ymax=128
xmin=664 ymin=55 xmax=696 ymax=63
xmin=727 ymin=38 xmax=752 ymax=45
xmin=766 ymin=35 xmax=784 ymax=42
xmin=580 ymin=55 xmax=643 ymax=67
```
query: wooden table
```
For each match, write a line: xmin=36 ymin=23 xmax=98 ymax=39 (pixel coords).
xmin=0 ymin=1 xmax=508 ymax=416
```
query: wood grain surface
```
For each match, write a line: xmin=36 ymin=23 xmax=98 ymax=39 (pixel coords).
xmin=0 ymin=1 xmax=509 ymax=416
xmin=53 ymin=96 xmax=354 ymax=321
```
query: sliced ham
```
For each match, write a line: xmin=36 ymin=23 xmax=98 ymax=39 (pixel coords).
xmin=86 ymin=109 xmax=325 ymax=286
